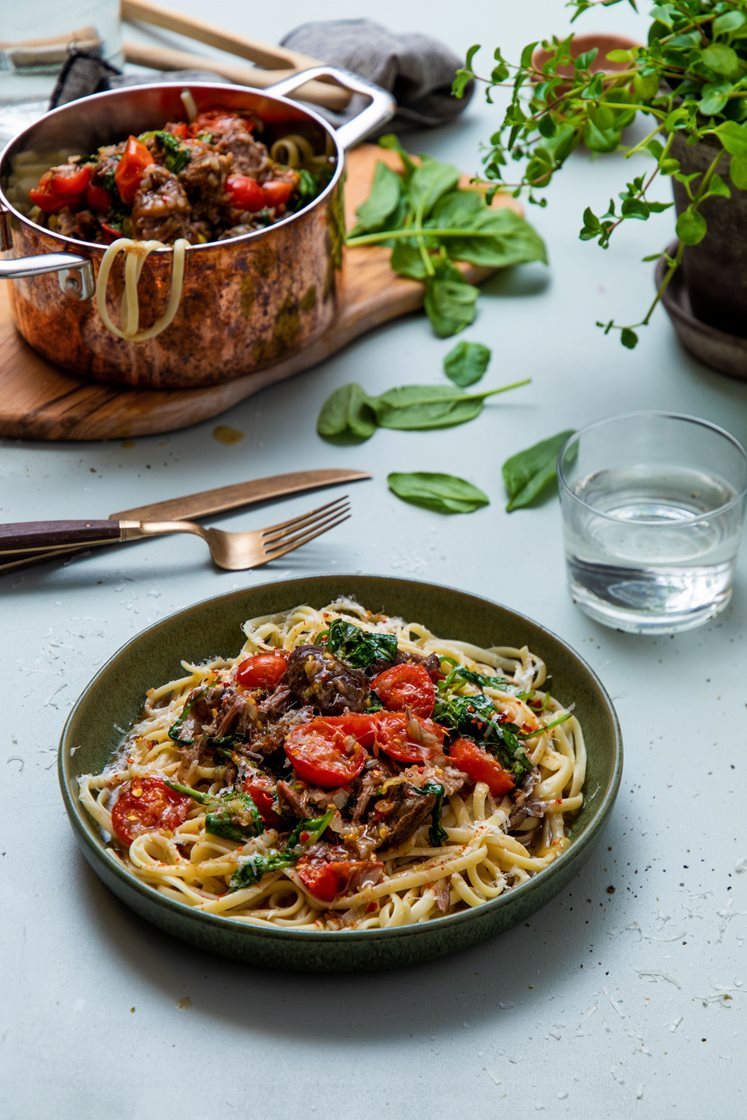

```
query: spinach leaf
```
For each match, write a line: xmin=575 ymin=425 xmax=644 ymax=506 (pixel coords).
xmin=315 ymin=383 xmax=376 ymax=442
xmin=346 ymin=140 xmax=547 ymax=338
xmin=434 ymin=692 xmax=532 ymax=781
xmin=372 ymin=380 xmax=528 ymax=431
xmin=322 ymin=618 xmax=398 ymax=668
xmin=443 ymin=340 xmax=491 ymax=387
xmin=440 ymin=665 xmax=516 ymax=692
xmin=408 ymin=156 xmax=461 ymax=218
xmin=502 ymin=429 xmax=575 ymax=511
xmin=316 ymin=377 xmax=529 ymax=441
xmin=166 ymin=782 xmax=264 ymax=842
xmin=229 ymin=810 xmax=333 ymax=890
xmin=436 ymin=204 xmax=548 ymax=269
xmin=414 ymin=782 xmax=449 ymax=846
xmin=167 ymin=690 xmax=206 ymax=746
xmin=350 ymin=161 xmax=404 ymax=235
xmin=387 ymin=472 xmax=489 ymax=514
xmin=423 ymin=260 xmax=479 ymax=337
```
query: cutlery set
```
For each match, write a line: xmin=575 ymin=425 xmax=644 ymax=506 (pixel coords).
xmin=0 ymin=469 xmax=369 ymax=574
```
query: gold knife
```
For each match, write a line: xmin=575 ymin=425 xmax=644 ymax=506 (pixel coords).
xmin=0 ymin=469 xmax=371 ymax=573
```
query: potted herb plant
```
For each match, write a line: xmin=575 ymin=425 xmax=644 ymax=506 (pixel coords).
xmin=453 ymin=0 xmax=747 ymax=352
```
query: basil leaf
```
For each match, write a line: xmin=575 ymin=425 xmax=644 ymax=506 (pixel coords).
xmin=502 ymin=429 xmax=575 ymax=511
xmin=443 ymin=340 xmax=491 ymax=387
xmin=423 ymin=260 xmax=479 ymax=338
xmin=316 ymin=383 xmax=376 ymax=442
xmin=350 ymin=161 xmax=404 ymax=235
xmin=388 ymin=472 xmax=489 ymax=514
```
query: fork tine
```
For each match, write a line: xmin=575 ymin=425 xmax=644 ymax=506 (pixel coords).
xmin=262 ymin=510 xmax=351 ymax=562
xmin=261 ymin=495 xmax=349 ymax=543
xmin=263 ymin=501 xmax=351 ymax=553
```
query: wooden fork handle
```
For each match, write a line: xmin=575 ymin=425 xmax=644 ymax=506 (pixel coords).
xmin=0 ymin=520 xmax=122 ymax=554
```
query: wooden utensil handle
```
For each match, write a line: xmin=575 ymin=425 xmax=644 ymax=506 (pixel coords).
xmin=122 ymin=43 xmax=351 ymax=112
xmin=121 ymin=0 xmax=319 ymax=72
xmin=0 ymin=520 xmax=121 ymax=553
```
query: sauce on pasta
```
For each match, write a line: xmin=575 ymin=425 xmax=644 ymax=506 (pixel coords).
xmin=79 ymin=600 xmax=586 ymax=931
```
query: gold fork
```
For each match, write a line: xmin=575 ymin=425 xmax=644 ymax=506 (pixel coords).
xmin=0 ymin=495 xmax=350 ymax=572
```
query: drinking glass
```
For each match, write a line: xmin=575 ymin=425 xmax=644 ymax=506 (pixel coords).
xmin=557 ymin=412 xmax=747 ymax=634
xmin=0 ymin=2 xmax=122 ymax=145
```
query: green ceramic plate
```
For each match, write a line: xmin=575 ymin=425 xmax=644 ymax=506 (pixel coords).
xmin=59 ymin=575 xmax=622 ymax=972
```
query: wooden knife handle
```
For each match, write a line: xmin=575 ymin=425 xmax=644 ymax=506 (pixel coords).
xmin=0 ymin=520 xmax=121 ymax=554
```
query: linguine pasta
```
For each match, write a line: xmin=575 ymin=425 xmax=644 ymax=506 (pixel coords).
xmin=79 ymin=599 xmax=586 ymax=931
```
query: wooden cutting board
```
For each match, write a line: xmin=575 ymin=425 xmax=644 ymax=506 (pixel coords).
xmin=0 ymin=145 xmax=519 ymax=441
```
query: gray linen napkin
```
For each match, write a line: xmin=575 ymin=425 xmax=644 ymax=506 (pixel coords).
xmin=51 ymin=21 xmax=472 ymax=131
xmin=281 ymin=19 xmax=472 ymax=130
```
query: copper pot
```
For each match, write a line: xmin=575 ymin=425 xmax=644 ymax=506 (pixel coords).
xmin=0 ymin=70 xmax=394 ymax=389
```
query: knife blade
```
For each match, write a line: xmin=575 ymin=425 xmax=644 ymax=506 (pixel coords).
xmin=1 ymin=468 xmax=370 ymax=573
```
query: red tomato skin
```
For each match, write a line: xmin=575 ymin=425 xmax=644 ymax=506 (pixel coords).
xmin=242 ymin=777 xmax=283 ymax=829
xmin=372 ymin=711 xmax=447 ymax=765
xmin=85 ymin=184 xmax=111 ymax=212
xmin=28 ymin=184 xmax=69 ymax=213
xmin=225 ymin=174 xmax=266 ymax=212
xmin=284 ymin=718 xmax=368 ymax=788
xmin=111 ymin=777 xmax=191 ymax=847
xmin=296 ymin=857 xmax=381 ymax=902
xmin=191 ymin=110 xmax=253 ymax=135
xmin=261 ymin=179 xmax=294 ymax=209
xmin=115 ymin=136 xmax=154 ymax=205
xmin=372 ymin=663 xmax=436 ymax=718
xmin=49 ymin=164 xmax=92 ymax=196
xmin=236 ymin=651 xmax=289 ymax=690
xmin=319 ymin=712 xmax=379 ymax=749
xmin=448 ymin=737 xmax=515 ymax=796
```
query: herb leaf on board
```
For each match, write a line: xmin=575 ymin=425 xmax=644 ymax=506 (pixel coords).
xmin=502 ymin=429 xmax=575 ymax=511
xmin=443 ymin=340 xmax=492 ymax=387
xmin=346 ymin=137 xmax=547 ymax=337
xmin=388 ymin=472 xmax=490 ymax=514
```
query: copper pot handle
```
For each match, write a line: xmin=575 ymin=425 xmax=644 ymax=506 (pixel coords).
xmin=0 ymin=216 xmax=94 ymax=299
xmin=267 ymin=66 xmax=396 ymax=150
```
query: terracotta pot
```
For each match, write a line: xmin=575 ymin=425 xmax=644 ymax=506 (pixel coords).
xmin=531 ymin=33 xmax=640 ymax=92
xmin=669 ymin=131 xmax=747 ymax=339
xmin=0 ymin=71 xmax=394 ymax=389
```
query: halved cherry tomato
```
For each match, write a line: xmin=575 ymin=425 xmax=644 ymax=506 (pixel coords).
xmin=29 ymin=167 xmax=89 ymax=213
xmin=28 ymin=179 xmax=70 ymax=213
xmin=296 ymin=856 xmax=383 ymax=902
xmin=225 ymin=174 xmax=266 ymax=212
xmin=85 ymin=183 xmax=111 ymax=212
xmin=48 ymin=164 xmax=92 ymax=196
xmin=242 ymin=775 xmax=283 ymax=829
xmin=261 ymin=179 xmax=294 ymax=209
xmin=284 ymin=717 xmax=368 ymax=788
xmin=372 ymin=711 xmax=447 ymax=765
xmin=111 ymin=776 xmax=191 ymax=847
xmin=114 ymin=136 xmax=154 ymax=205
xmin=237 ymin=651 xmax=289 ymax=690
xmin=322 ymin=712 xmax=379 ymax=749
xmin=372 ymin=663 xmax=435 ymax=718
xmin=448 ymin=737 xmax=515 ymax=796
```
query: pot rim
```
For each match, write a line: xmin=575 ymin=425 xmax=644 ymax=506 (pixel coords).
xmin=0 ymin=80 xmax=346 ymax=257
